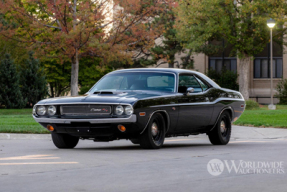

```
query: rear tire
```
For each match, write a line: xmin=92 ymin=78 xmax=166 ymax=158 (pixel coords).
xmin=51 ymin=132 xmax=79 ymax=149
xmin=208 ymin=111 xmax=231 ymax=145
xmin=139 ymin=113 xmax=166 ymax=149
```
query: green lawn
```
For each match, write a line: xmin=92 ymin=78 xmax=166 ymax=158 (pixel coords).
xmin=0 ymin=105 xmax=286 ymax=133
xmin=233 ymin=105 xmax=287 ymax=128
xmin=0 ymin=109 xmax=49 ymax=133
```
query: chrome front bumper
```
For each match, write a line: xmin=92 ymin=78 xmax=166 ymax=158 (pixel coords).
xmin=33 ymin=114 xmax=137 ymax=124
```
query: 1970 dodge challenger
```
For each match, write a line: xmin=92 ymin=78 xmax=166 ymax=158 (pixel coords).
xmin=33 ymin=68 xmax=245 ymax=149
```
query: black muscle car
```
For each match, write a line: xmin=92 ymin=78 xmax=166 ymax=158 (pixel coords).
xmin=33 ymin=68 xmax=245 ymax=149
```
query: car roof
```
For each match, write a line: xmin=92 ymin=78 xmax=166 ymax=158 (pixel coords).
xmin=111 ymin=68 xmax=194 ymax=74
xmin=110 ymin=68 xmax=220 ymax=88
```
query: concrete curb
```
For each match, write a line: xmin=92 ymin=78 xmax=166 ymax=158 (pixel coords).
xmin=0 ymin=133 xmax=51 ymax=140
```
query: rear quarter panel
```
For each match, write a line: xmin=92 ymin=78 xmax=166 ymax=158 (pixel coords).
xmin=208 ymin=88 xmax=245 ymax=126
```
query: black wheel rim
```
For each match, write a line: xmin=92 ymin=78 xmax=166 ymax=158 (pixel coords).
xmin=220 ymin=115 xmax=229 ymax=137
xmin=151 ymin=118 xmax=164 ymax=145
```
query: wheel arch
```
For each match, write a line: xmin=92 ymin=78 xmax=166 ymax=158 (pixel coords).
xmin=225 ymin=108 xmax=233 ymax=121
xmin=209 ymin=107 xmax=233 ymax=132
xmin=140 ymin=110 xmax=170 ymax=134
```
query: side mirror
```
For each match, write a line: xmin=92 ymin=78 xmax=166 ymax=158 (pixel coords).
xmin=186 ymin=87 xmax=194 ymax=95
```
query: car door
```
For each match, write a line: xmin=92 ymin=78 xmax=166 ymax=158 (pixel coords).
xmin=175 ymin=74 xmax=214 ymax=133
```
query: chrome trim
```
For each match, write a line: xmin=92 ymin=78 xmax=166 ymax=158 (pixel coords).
xmin=36 ymin=103 xmax=133 ymax=106
xmin=150 ymin=98 xmax=244 ymax=108
xmin=186 ymin=87 xmax=195 ymax=95
xmin=33 ymin=114 xmax=137 ymax=124
xmin=137 ymin=94 xmax=180 ymax=102
xmin=140 ymin=110 xmax=170 ymax=134
xmin=209 ymin=107 xmax=233 ymax=132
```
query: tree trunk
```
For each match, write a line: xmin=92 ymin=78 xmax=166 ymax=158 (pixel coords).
xmin=50 ymin=83 xmax=54 ymax=98
xmin=56 ymin=84 xmax=62 ymax=97
xmin=238 ymin=54 xmax=251 ymax=100
xmin=70 ymin=0 xmax=78 ymax=96
xmin=70 ymin=50 xmax=79 ymax=96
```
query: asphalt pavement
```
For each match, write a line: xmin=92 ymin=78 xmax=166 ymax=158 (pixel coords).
xmin=0 ymin=125 xmax=287 ymax=192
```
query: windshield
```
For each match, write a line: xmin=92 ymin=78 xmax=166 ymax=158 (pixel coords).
xmin=89 ymin=72 xmax=175 ymax=93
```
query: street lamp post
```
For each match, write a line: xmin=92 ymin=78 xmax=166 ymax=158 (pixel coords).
xmin=267 ymin=18 xmax=276 ymax=110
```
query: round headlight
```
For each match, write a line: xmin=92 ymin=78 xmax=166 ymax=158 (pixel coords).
xmin=36 ymin=106 xmax=46 ymax=116
xmin=124 ymin=106 xmax=133 ymax=115
xmin=47 ymin=105 xmax=57 ymax=116
xmin=115 ymin=105 xmax=124 ymax=115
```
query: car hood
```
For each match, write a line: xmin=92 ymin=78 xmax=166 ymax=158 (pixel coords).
xmin=36 ymin=91 xmax=176 ymax=105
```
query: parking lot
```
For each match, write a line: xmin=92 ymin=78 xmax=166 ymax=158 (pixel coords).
xmin=0 ymin=126 xmax=287 ymax=192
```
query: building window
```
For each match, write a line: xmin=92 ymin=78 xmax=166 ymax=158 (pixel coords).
xmin=254 ymin=58 xmax=283 ymax=78
xmin=254 ymin=39 xmax=283 ymax=78
xmin=209 ymin=57 xmax=237 ymax=73
xmin=208 ymin=39 xmax=237 ymax=73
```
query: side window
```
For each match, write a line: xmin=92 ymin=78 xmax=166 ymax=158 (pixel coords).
xmin=147 ymin=75 xmax=174 ymax=92
xmin=178 ymin=75 xmax=202 ymax=93
xmin=195 ymin=76 xmax=209 ymax=91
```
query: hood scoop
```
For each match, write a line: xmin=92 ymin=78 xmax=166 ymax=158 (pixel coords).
xmin=94 ymin=91 xmax=113 ymax=94
xmin=93 ymin=91 xmax=127 ymax=95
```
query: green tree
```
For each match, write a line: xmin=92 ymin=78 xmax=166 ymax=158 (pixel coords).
xmin=43 ymin=57 xmax=112 ymax=97
xmin=0 ymin=54 xmax=26 ymax=108
xmin=0 ymin=11 xmax=28 ymax=64
xmin=1 ymin=0 xmax=172 ymax=96
xmin=21 ymin=52 xmax=48 ymax=107
xmin=0 ymin=37 xmax=28 ymax=65
xmin=175 ymin=0 xmax=287 ymax=99
xmin=207 ymin=68 xmax=239 ymax=90
xmin=135 ymin=9 xmax=193 ymax=69
xmin=78 ymin=57 xmax=112 ymax=95
xmin=43 ymin=59 xmax=71 ymax=97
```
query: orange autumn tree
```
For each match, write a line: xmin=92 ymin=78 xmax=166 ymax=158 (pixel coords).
xmin=0 ymin=0 xmax=171 ymax=96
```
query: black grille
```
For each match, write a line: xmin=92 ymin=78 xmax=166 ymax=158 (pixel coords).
xmin=61 ymin=105 xmax=112 ymax=116
xmin=56 ymin=122 xmax=112 ymax=129
xmin=55 ymin=123 xmax=114 ymax=137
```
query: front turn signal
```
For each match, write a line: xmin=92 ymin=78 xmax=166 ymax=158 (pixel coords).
xmin=118 ymin=125 xmax=126 ymax=132
xmin=47 ymin=125 xmax=54 ymax=131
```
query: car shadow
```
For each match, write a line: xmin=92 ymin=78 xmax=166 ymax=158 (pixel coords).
xmin=71 ymin=143 xmax=219 ymax=151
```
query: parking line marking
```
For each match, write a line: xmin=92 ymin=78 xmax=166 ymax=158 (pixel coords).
xmin=0 ymin=162 xmax=78 ymax=165
xmin=0 ymin=155 xmax=59 ymax=161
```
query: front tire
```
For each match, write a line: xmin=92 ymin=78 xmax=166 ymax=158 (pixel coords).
xmin=208 ymin=111 xmax=231 ymax=145
xmin=139 ymin=113 xmax=166 ymax=149
xmin=51 ymin=132 xmax=79 ymax=149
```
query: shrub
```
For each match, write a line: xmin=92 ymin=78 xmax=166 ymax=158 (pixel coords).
xmin=207 ymin=68 xmax=239 ymax=90
xmin=275 ymin=79 xmax=287 ymax=105
xmin=245 ymin=100 xmax=260 ymax=110
xmin=0 ymin=54 xmax=26 ymax=108
xmin=21 ymin=52 xmax=48 ymax=107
